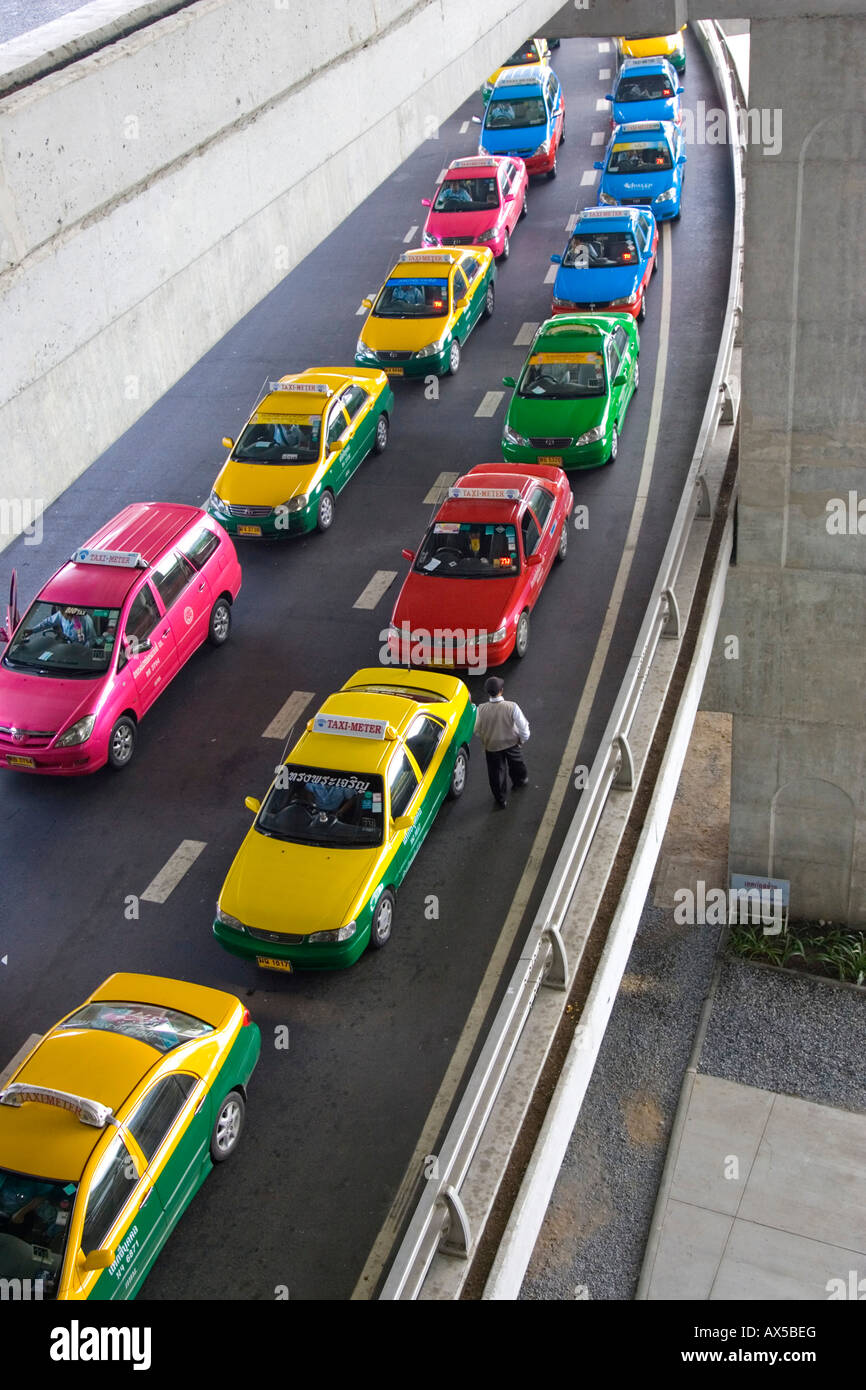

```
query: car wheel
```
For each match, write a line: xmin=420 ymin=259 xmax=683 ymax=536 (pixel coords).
xmin=499 ymin=231 xmax=510 ymax=262
xmin=447 ymin=338 xmax=461 ymax=375
xmin=560 ymin=119 xmax=566 ymax=146
xmin=316 ymin=489 xmax=335 ymax=532
xmin=607 ymin=425 xmax=619 ymax=465
xmin=520 ymin=192 xmax=528 ymax=219
xmin=633 ymin=358 xmax=640 ymax=392
xmin=108 ymin=716 xmax=136 ymax=770
xmin=210 ymin=1090 xmax=245 ymax=1163
xmin=547 ymin=153 xmax=557 ymax=180
xmin=652 ymin=252 xmax=659 ymax=275
xmin=637 ymin=289 xmax=647 ymax=323
xmin=373 ymin=413 xmax=389 ymax=454
xmin=368 ymin=889 xmax=395 ymax=950
xmin=672 ymin=194 xmax=682 ymax=222
xmin=515 ymin=610 xmax=530 ymax=659
xmin=556 ymin=522 xmax=568 ymax=562
xmin=207 ymin=597 xmax=232 ymax=646
xmin=447 ymin=746 xmax=469 ymax=800
xmin=483 ymin=281 xmax=495 ymax=319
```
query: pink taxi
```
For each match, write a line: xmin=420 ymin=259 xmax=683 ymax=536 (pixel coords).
xmin=420 ymin=155 xmax=529 ymax=261
xmin=0 ymin=502 xmax=241 ymax=774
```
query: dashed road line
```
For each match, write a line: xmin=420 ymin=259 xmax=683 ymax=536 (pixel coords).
xmin=596 ymin=97 xmax=609 ymax=111
xmin=565 ymin=214 xmax=578 ymax=233
xmin=142 ymin=841 xmax=207 ymax=904
xmin=263 ymin=691 xmax=315 ymax=741
xmin=544 ymin=263 xmax=558 ymax=284
xmin=423 ymin=471 xmax=458 ymax=505
xmin=598 ymin=40 xmax=611 ymax=52
xmin=591 ymin=130 xmax=606 ymax=145
xmin=599 ymin=68 xmax=611 ymax=80
xmin=354 ymin=571 xmax=397 ymax=610
xmin=475 ymin=390 xmax=504 ymax=418
xmin=459 ymin=120 xmax=470 ymax=134
xmin=581 ymin=169 xmax=599 ymax=186
xmin=355 ymin=302 xmax=368 ymax=316
xmin=0 ymin=1034 xmax=41 ymax=1089
xmin=403 ymin=225 xmax=418 ymax=243
xmin=514 ymin=321 xmax=539 ymax=346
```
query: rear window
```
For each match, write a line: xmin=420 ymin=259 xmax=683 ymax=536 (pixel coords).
xmin=59 ymin=1003 xmax=214 ymax=1054
xmin=180 ymin=525 xmax=221 ymax=571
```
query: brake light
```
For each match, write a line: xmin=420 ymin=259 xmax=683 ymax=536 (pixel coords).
xmin=242 ymin=1008 xmax=251 ymax=1026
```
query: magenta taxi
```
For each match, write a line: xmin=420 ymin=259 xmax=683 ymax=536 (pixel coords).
xmin=420 ymin=155 xmax=529 ymax=261
xmin=0 ymin=503 xmax=241 ymax=774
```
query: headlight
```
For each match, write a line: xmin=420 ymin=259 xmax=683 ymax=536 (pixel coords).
xmin=279 ymin=495 xmax=307 ymax=514
xmin=215 ymin=908 xmax=244 ymax=932
xmin=598 ymin=191 xmax=617 ymax=205
xmin=576 ymin=426 xmax=604 ymax=447
xmin=655 ymin=186 xmax=677 ymax=202
xmin=308 ymin=922 xmax=357 ymax=944
xmin=476 ymin=229 xmax=496 ymax=242
xmin=552 ymin=295 xmax=577 ymax=310
xmin=56 ymin=715 xmax=96 ymax=748
xmin=478 ymin=144 xmax=490 ymax=156
xmin=609 ymin=291 xmax=639 ymax=308
xmin=415 ymin=339 xmax=445 ymax=359
xmin=503 ymin=424 xmax=531 ymax=447
xmin=208 ymin=489 xmax=226 ymax=513
xmin=422 ymin=232 xmax=439 ymax=246
xmin=356 ymin=337 xmax=374 ymax=357
xmin=532 ymin=138 xmax=552 ymax=156
xmin=488 ymin=625 xmax=507 ymax=643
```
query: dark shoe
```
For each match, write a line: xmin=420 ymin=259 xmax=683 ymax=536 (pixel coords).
xmin=512 ymin=779 xmax=529 ymax=790
xmin=494 ymin=798 xmax=507 ymax=809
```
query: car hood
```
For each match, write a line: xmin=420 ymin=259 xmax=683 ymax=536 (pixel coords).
xmin=506 ymin=391 xmax=609 ymax=438
xmin=481 ymin=125 xmax=547 ymax=156
xmin=554 ymin=263 xmax=641 ymax=302
xmin=391 ymin=571 xmax=519 ymax=637
xmin=0 ymin=662 xmax=108 ymax=735
xmin=361 ymin=313 xmax=450 ymax=352
xmin=219 ymin=829 xmax=379 ymax=936
xmin=425 ymin=209 xmax=499 ymax=239
xmin=613 ymin=98 xmax=678 ymax=125
xmin=214 ymin=458 xmax=318 ymax=507
xmin=603 ymin=167 xmax=674 ymax=196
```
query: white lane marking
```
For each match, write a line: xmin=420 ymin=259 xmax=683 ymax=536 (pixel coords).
xmin=566 ymin=213 xmax=578 ymax=232
xmin=591 ymin=131 xmax=606 ymax=146
xmin=142 ymin=840 xmax=207 ymax=904
xmin=598 ymin=40 xmax=611 ymax=52
xmin=581 ymin=169 xmax=599 ymax=186
xmin=599 ymin=67 xmax=611 ymax=80
xmin=263 ymin=691 xmax=315 ymax=741
xmin=423 ymin=471 xmax=458 ymax=505
xmin=544 ymin=263 xmax=558 ymax=284
xmin=514 ymin=321 xmax=539 ymax=346
xmin=403 ymin=225 xmax=418 ymax=243
xmin=355 ymin=303 xmax=368 ymax=316
xmin=475 ymin=390 xmax=503 ymax=418
xmin=596 ymin=97 xmax=609 ymax=111
xmin=459 ymin=120 xmax=470 ymax=134
xmin=354 ymin=571 xmax=397 ymax=610
xmin=0 ymin=1034 xmax=41 ymax=1089
xmin=436 ymin=167 xmax=447 ymax=183
xmin=352 ymin=219 xmax=675 ymax=1302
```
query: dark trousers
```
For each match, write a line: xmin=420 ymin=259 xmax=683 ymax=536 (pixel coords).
xmin=485 ymin=744 xmax=528 ymax=804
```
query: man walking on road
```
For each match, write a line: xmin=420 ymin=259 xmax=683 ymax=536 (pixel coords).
xmin=474 ymin=675 xmax=530 ymax=808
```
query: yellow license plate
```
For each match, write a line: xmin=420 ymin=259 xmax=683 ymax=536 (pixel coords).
xmin=256 ymin=955 xmax=293 ymax=973
xmin=383 ymin=366 xmax=404 ymax=377
xmin=538 ymin=455 xmax=562 ymax=465
xmin=7 ymin=755 xmax=36 ymax=768
xmin=238 ymin=524 xmax=262 ymax=536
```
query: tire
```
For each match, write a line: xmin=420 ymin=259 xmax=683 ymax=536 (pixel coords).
xmin=607 ymin=425 xmax=619 ymax=465
xmin=556 ymin=522 xmax=568 ymax=562
xmin=447 ymin=746 xmax=469 ymax=800
xmin=520 ymin=192 xmax=528 ymax=220
xmin=483 ymin=281 xmax=495 ymax=319
xmin=632 ymin=358 xmax=640 ymax=393
xmin=652 ymin=252 xmax=659 ymax=275
xmin=547 ymin=153 xmax=557 ymax=180
xmin=560 ymin=119 xmax=566 ymax=146
xmin=637 ymin=289 xmax=647 ymax=323
xmin=368 ymin=889 xmax=395 ymax=950
xmin=373 ymin=413 xmax=389 ymax=455
xmin=316 ymin=489 xmax=335 ymax=532
xmin=514 ymin=610 xmax=530 ymax=659
xmin=207 ymin=597 xmax=232 ymax=646
xmin=499 ymin=231 xmax=510 ymax=263
xmin=210 ymin=1090 xmax=245 ymax=1163
xmin=107 ymin=716 xmax=136 ymax=770
xmin=447 ymin=338 xmax=461 ymax=375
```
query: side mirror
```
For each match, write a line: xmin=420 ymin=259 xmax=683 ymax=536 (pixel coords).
xmin=361 ymin=296 xmax=373 ymax=310
xmin=221 ymin=436 xmax=234 ymax=450
xmin=526 ymin=553 xmax=543 ymax=568
xmin=678 ymin=155 xmax=687 ymax=166
xmin=677 ymin=86 xmax=685 ymax=95
xmin=471 ymin=115 xmax=482 ymax=124
xmin=504 ymin=192 xmax=515 ymax=202
xmin=456 ymin=297 xmax=469 ymax=310
xmin=79 ymin=1248 xmax=114 ymax=1272
xmin=393 ymin=815 xmax=414 ymax=831
xmin=502 ymin=376 xmax=516 ymax=388
xmin=329 ymin=439 xmax=345 ymax=455
xmin=593 ymin=160 xmax=604 ymax=170
xmin=401 ymin=548 xmax=415 ymax=562
xmin=421 ymin=198 xmax=432 ymax=207
xmin=613 ymin=372 xmax=627 ymax=387
xmin=604 ymin=93 xmax=613 ymax=102
xmin=550 ymin=253 xmax=562 ymax=264
xmin=245 ymin=796 xmax=261 ymax=814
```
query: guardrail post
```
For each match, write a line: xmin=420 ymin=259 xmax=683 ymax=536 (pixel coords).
xmin=695 ymin=473 xmax=712 ymax=518
xmin=542 ymin=924 xmax=569 ymax=990
xmin=438 ymin=1186 xmax=471 ymax=1258
xmin=661 ymin=587 xmax=681 ymax=639
xmin=719 ymin=379 xmax=736 ymax=425
xmin=612 ymin=733 xmax=634 ymax=790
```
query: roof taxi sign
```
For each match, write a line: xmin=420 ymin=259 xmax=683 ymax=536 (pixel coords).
xmin=268 ymin=381 xmax=332 ymax=395
xmin=0 ymin=1082 xmax=114 ymax=1128
xmin=449 ymin=156 xmax=499 ymax=169
xmin=620 ymin=120 xmax=665 ymax=132
xmin=398 ymin=252 xmax=456 ymax=264
xmin=312 ymin=713 xmax=390 ymax=739
xmin=447 ymin=486 xmax=522 ymax=502
xmin=72 ymin=548 xmax=147 ymax=569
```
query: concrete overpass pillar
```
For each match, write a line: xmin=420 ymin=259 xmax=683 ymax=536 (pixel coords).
xmin=719 ymin=15 xmax=866 ymax=923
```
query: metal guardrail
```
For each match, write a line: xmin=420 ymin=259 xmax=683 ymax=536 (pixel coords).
xmin=380 ymin=18 xmax=746 ymax=1300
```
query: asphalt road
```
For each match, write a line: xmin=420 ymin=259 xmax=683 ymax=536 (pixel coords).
xmin=0 ymin=0 xmax=98 ymax=45
xmin=0 ymin=32 xmax=733 ymax=1299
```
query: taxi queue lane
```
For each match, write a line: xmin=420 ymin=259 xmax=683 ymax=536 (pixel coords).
xmin=0 ymin=33 xmax=733 ymax=1300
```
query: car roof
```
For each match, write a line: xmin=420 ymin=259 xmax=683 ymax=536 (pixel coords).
xmin=433 ymin=467 xmax=538 ymax=525
xmin=618 ymin=56 xmax=675 ymax=73
xmin=388 ymin=250 xmax=460 ymax=279
xmin=613 ymin=119 xmax=674 ymax=140
xmin=444 ymin=156 xmax=502 ymax=177
xmin=534 ymin=318 xmax=611 ymax=350
xmin=40 ymin=502 xmax=207 ymax=609
xmin=574 ymin=206 xmax=643 ymax=233
xmin=492 ymin=63 xmax=547 ymax=92
xmin=254 ymin=370 xmax=346 ymax=422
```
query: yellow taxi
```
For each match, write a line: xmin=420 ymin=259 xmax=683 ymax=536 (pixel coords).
xmin=482 ymin=36 xmax=550 ymax=101
xmin=616 ymin=27 xmax=687 ymax=74
xmin=207 ymin=368 xmax=395 ymax=537
xmin=355 ymin=247 xmax=496 ymax=379
xmin=0 ymin=974 xmax=260 ymax=1300
xmin=213 ymin=667 xmax=476 ymax=971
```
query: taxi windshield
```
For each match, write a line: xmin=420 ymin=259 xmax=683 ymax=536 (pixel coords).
xmin=565 ymin=231 xmax=639 ymax=267
xmin=256 ymin=766 xmax=384 ymax=847
xmin=485 ymin=96 xmax=547 ymax=129
xmin=59 ymin=1002 xmax=214 ymax=1052
xmin=374 ymin=278 xmax=449 ymax=317
xmin=519 ymin=353 xmax=605 ymax=399
xmin=234 ymin=418 xmax=321 ymax=464
xmin=616 ymin=75 xmax=674 ymax=101
xmin=4 ymin=601 xmax=120 ymax=677
xmin=504 ymin=46 xmax=537 ymax=65
xmin=608 ymin=141 xmax=672 ymax=173
xmin=434 ymin=178 xmax=499 ymax=212
xmin=414 ymin=522 xmax=520 ymax=577
xmin=0 ymin=1166 xmax=77 ymax=1300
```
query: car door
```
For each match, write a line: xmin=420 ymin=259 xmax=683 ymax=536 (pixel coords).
xmin=151 ymin=548 xmax=205 ymax=671
xmin=125 ymin=1072 xmax=211 ymax=1237
xmin=613 ymin=323 xmax=637 ymax=406
xmin=324 ymin=401 xmax=352 ymax=491
xmin=338 ymin=383 xmax=375 ymax=475
xmin=74 ymin=1131 xmax=167 ymax=1300
xmin=404 ymin=712 xmax=449 ymax=821
xmin=450 ymin=263 xmax=473 ymax=341
xmin=525 ymin=486 xmax=559 ymax=582
xmin=458 ymin=255 xmax=486 ymax=332
xmin=606 ymin=337 xmax=626 ymax=424
xmin=519 ymin=505 xmax=545 ymax=606
xmin=119 ymin=580 xmax=179 ymax=715
xmin=547 ymin=71 xmax=564 ymax=146
xmin=386 ymin=746 xmax=424 ymax=885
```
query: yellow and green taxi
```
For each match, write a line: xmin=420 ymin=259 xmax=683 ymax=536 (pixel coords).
xmin=207 ymin=368 xmax=395 ymax=537
xmin=355 ymin=247 xmax=496 ymax=379
xmin=0 ymin=974 xmax=260 ymax=1300
xmin=214 ymin=667 xmax=475 ymax=971
xmin=615 ymin=27 xmax=687 ymax=74
xmin=481 ymin=36 xmax=550 ymax=101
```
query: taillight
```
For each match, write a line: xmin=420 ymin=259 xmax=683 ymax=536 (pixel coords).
xmin=242 ymin=1008 xmax=251 ymax=1026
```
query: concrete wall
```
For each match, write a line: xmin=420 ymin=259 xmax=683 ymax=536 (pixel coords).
xmin=0 ymin=0 xmax=559 ymax=551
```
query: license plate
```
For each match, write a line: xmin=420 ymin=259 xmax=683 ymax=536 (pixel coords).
xmin=538 ymin=455 xmax=562 ymax=465
xmin=256 ymin=955 xmax=293 ymax=973
xmin=238 ymin=524 xmax=262 ymax=536
xmin=7 ymin=755 xmax=36 ymax=768
xmin=383 ymin=366 xmax=404 ymax=377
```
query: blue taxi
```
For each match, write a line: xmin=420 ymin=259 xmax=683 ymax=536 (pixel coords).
xmin=477 ymin=63 xmax=565 ymax=179
xmin=550 ymin=206 xmax=657 ymax=322
xmin=595 ymin=120 xmax=686 ymax=221
xmin=605 ymin=58 xmax=683 ymax=128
